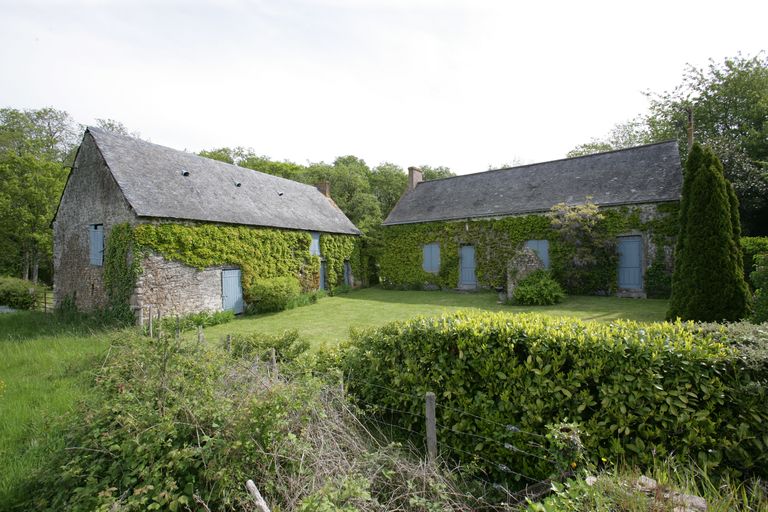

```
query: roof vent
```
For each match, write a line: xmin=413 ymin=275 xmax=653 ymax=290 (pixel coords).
xmin=181 ymin=169 xmax=190 ymax=176
xmin=235 ymin=181 xmax=242 ymax=188
xmin=277 ymin=191 xmax=284 ymax=196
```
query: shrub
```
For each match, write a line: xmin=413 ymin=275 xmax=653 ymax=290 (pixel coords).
xmin=15 ymin=333 xmax=479 ymax=511
xmin=0 ymin=276 xmax=40 ymax=310
xmin=341 ymin=311 xmax=768 ymax=485
xmin=742 ymin=236 xmax=768 ymax=288
xmin=751 ymin=254 xmax=768 ymax=323
xmin=512 ymin=270 xmax=566 ymax=305
xmin=668 ymin=144 xmax=750 ymax=321
xmin=248 ymin=276 xmax=301 ymax=313
xmin=230 ymin=329 xmax=310 ymax=364
xmin=156 ymin=309 xmax=235 ymax=334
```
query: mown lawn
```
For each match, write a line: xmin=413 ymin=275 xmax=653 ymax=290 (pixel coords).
xmin=203 ymin=288 xmax=669 ymax=348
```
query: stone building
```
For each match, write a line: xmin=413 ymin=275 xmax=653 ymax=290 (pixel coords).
xmin=380 ymin=141 xmax=683 ymax=297
xmin=53 ymin=127 xmax=360 ymax=317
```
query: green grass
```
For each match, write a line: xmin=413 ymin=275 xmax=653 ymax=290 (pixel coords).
xmin=0 ymin=312 xmax=110 ymax=503
xmin=0 ymin=289 xmax=668 ymax=501
xmin=203 ymin=288 xmax=669 ymax=349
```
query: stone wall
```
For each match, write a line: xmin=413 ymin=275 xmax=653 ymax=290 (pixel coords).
xmin=53 ymin=132 xmax=136 ymax=311
xmin=133 ymin=253 xmax=225 ymax=319
xmin=506 ymin=247 xmax=544 ymax=300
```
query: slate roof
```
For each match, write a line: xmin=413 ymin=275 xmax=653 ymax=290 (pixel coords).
xmin=85 ymin=127 xmax=360 ymax=235
xmin=383 ymin=141 xmax=682 ymax=226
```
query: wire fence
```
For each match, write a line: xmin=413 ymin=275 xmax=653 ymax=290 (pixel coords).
xmin=347 ymin=380 xmax=569 ymax=503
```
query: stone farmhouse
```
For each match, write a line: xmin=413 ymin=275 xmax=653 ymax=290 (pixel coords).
xmin=53 ymin=127 xmax=360 ymax=318
xmin=380 ymin=141 xmax=683 ymax=297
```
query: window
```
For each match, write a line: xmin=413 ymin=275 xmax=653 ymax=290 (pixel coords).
xmin=310 ymin=232 xmax=321 ymax=256
xmin=89 ymin=224 xmax=104 ymax=266
xmin=524 ymin=239 xmax=549 ymax=268
xmin=422 ymin=243 xmax=440 ymax=273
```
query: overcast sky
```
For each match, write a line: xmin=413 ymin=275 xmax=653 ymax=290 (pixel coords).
xmin=1 ymin=0 xmax=766 ymax=174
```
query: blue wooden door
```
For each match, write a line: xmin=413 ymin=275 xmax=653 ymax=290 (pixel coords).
xmin=459 ymin=245 xmax=477 ymax=288
xmin=617 ymin=236 xmax=643 ymax=290
xmin=222 ymin=269 xmax=244 ymax=314
xmin=319 ymin=261 xmax=327 ymax=290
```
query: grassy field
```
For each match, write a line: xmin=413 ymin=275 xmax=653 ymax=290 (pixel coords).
xmin=0 ymin=313 xmax=111 ymax=503
xmin=204 ymin=288 xmax=669 ymax=348
xmin=0 ymin=288 xmax=668 ymax=502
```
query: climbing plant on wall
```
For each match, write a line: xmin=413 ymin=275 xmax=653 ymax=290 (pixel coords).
xmin=103 ymin=222 xmax=143 ymax=322
xmin=378 ymin=204 xmax=679 ymax=294
xmin=319 ymin=234 xmax=356 ymax=288
xmin=132 ymin=223 xmax=358 ymax=301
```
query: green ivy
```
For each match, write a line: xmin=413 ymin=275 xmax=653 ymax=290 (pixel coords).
xmin=133 ymin=223 xmax=357 ymax=302
xmin=378 ymin=204 xmax=679 ymax=293
xmin=320 ymin=234 xmax=356 ymax=288
xmin=103 ymin=223 xmax=142 ymax=322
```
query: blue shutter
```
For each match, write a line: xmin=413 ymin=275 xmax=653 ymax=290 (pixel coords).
xmin=89 ymin=224 xmax=104 ymax=266
xmin=525 ymin=239 xmax=549 ymax=269
xmin=343 ymin=260 xmax=351 ymax=285
xmin=422 ymin=243 xmax=440 ymax=273
xmin=310 ymin=232 xmax=321 ymax=256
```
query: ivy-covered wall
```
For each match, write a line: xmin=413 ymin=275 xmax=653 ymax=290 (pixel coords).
xmin=132 ymin=223 xmax=359 ymax=299
xmin=378 ymin=203 xmax=679 ymax=295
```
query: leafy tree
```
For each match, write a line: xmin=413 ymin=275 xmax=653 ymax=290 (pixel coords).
xmin=419 ymin=165 xmax=455 ymax=181
xmin=369 ymin=163 xmax=407 ymax=217
xmin=667 ymin=144 xmax=750 ymax=321
xmin=570 ymin=54 xmax=768 ymax=234
xmin=0 ymin=107 xmax=78 ymax=163
xmin=647 ymin=55 xmax=768 ymax=234
xmin=95 ymin=118 xmax=141 ymax=139
xmin=567 ymin=117 xmax=654 ymax=157
xmin=0 ymin=153 xmax=67 ymax=282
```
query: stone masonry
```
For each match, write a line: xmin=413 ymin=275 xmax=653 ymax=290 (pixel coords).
xmin=133 ymin=253 xmax=225 ymax=319
xmin=506 ymin=247 xmax=544 ymax=300
xmin=53 ymin=131 xmax=135 ymax=311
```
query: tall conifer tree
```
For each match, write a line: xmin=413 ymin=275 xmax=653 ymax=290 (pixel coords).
xmin=668 ymin=144 xmax=750 ymax=321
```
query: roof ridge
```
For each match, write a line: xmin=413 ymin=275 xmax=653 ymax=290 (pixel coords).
xmin=420 ymin=139 xmax=679 ymax=185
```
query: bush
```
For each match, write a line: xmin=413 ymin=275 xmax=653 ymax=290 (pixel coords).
xmin=0 ymin=276 xmax=41 ymax=310
xmin=341 ymin=312 xmax=768 ymax=485
xmin=751 ymin=254 xmax=768 ymax=323
xmin=512 ymin=270 xmax=566 ymax=305
xmin=742 ymin=237 xmax=768 ymax=288
xmin=230 ymin=329 xmax=310 ymax=364
xmin=15 ymin=333 xmax=479 ymax=511
xmin=156 ymin=309 xmax=235 ymax=334
xmin=248 ymin=276 xmax=301 ymax=313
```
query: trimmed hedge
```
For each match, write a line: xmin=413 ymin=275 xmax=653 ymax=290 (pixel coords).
xmin=0 ymin=276 xmax=41 ymax=310
xmin=341 ymin=312 xmax=768 ymax=483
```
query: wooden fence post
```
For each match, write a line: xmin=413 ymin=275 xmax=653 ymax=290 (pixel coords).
xmin=175 ymin=315 xmax=180 ymax=339
xmin=245 ymin=480 xmax=271 ymax=512
xmin=197 ymin=325 xmax=204 ymax=345
xmin=270 ymin=348 xmax=278 ymax=380
xmin=148 ymin=305 xmax=153 ymax=338
xmin=226 ymin=334 xmax=232 ymax=354
xmin=425 ymin=391 xmax=437 ymax=461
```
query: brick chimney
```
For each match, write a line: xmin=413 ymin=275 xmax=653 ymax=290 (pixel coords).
xmin=315 ymin=180 xmax=331 ymax=197
xmin=407 ymin=166 xmax=423 ymax=191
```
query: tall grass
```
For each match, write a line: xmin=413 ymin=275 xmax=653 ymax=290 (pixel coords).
xmin=0 ymin=312 xmax=111 ymax=503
